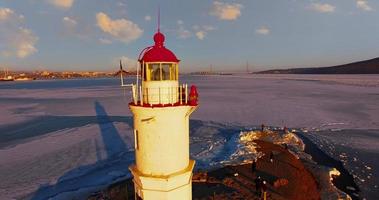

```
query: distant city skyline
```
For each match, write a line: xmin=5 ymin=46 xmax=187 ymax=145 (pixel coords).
xmin=1 ymin=0 xmax=379 ymax=72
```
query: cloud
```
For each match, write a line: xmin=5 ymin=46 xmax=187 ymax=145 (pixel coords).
xmin=117 ymin=2 xmax=126 ymax=7
xmin=96 ymin=12 xmax=143 ymax=43
xmin=356 ymin=0 xmax=372 ymax=11
xmin=0 ymin=8 xmax=14 ymax=21
xmin=62 ymin=16 xmax=93 ymax=40
xmin=195 ymin=31 xmax=206 ymax=40
xmin=63 ymin=16 xmax=77 ymax=26
xmin=47 ymin=0 xmax=74 ymax=9
xmin=177 ymin=26 xmax=192 ymax=39
xmin=13 ymin=28 xmax=38 ymax=58
xmin=172 ymin=20 xmax=192 ymax=39
xmin=193 ymin=25 xmax=215 ymax=40
xmin=99 ymin=38 xmax=112 ymax=44
xmin=210 ymin=1 xmax=243 ymax=20
xmin=172 ymin=22 xmax=215 ymax=40
xmin=0 ymin=8 xmax=38 ymax=58
xmin=256 ymin=26 xmax=270 ymax=35
xmin=309 ymin=3 xmax=335 ymax=13
xmin=144 ymin=15 xmax=151 ymax=21
xmin=202 ymin=25 xmax=216 ymax=31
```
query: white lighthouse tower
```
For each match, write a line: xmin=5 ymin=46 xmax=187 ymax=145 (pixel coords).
xmin=128 ymin=25 xmax=198 ymax=200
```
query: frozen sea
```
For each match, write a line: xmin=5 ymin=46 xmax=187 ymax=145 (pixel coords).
xmin=0 ymin=74 xmax=378 ymax=200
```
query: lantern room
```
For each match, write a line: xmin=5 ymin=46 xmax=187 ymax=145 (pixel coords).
xmin=137 ymin=31 xmax=182 ymax=105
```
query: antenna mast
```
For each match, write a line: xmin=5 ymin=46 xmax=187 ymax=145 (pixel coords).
xmin=158 ymin=5 xmax=160 ymax=32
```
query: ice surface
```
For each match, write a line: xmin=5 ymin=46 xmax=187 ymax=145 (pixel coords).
xmin=2 ymin=75 xmax=379 ymax=129
xmin=303 ymin=129 xmax=379 ymax=199
xmin=188 ymin=74 xmax=379 ymax=129
xmin=1 ymin=75 xmax=379 ymax=199
xmin=0 ymin=120 xmax=135 ymax=199
xmin=0 ymin=119 xmax=267 ymax=199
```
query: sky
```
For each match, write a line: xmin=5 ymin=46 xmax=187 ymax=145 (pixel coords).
xmin=0 ymin=0 xmax=379 ymax=72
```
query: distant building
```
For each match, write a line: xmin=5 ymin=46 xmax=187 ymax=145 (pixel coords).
xmin=41 ymin=71 xmax=50 ymax=76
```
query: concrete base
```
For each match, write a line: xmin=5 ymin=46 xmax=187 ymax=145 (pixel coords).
xmin=129 ymin=160 xmax=195 ymax=200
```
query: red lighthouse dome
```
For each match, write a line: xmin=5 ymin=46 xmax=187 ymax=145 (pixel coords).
xmin=139 ymin=31 xmax=179 ymax=62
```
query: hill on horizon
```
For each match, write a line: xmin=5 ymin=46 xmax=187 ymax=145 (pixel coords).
xmin=257 ymin=57 xmax=379 ymax=74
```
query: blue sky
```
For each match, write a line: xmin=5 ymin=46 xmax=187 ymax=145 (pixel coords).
xmin=1 ymin=0 xmax=379 ymax=72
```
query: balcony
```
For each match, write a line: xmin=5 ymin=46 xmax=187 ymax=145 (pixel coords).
xmin=129 ymin=84 xmax=193 ymax=107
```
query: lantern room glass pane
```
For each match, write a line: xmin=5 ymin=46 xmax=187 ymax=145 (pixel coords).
xmin=161 ymin=63 xmax=172 ymax=80
xmin=162 ymin=63 xmax=177 ymax=80
xmin=145 ymin=63 xmax=177 ymax=81
xmin=172 ymin=64 xmax=177 ymax=80
xmin=149 ymin=64 xmax=160 ymax=81
xmin=142 ymin=63 xmax=147 ymax=81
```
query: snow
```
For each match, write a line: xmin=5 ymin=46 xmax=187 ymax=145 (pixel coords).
xmin=1 ymin=74 xmax=379 ymax=199
xmin=0 ymin=103 xmax=42 ymax=127
xmin=0 ymin=120 xmax=255 ymax=199
xmin=329 ymin=168 xmax=341 ymax=180
xmin=2 ymin=75 xmax=379 ymax=129
xmin=0 ymin=121 xmax=308 ymax=200
xmin=188 ymin=74 xmax=379 ymax=129
xmin=302 ymin=129 xmax=379 ymax=199
xmin=0 ymin=121 xmax=135 ymax=199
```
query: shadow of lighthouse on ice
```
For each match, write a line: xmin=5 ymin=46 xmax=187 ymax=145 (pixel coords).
xmin=30 ymin=101 xmax=133 ymax=200
xmin=94 ymin=101 xmax=128 ymax=158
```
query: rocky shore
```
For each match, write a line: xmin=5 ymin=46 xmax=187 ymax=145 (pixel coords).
xmin=87 ymin=130 xmax=352 ymax=200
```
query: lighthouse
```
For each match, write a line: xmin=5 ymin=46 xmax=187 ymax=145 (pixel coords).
xmin=128 ymin=26 xmax=198 ymax=200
